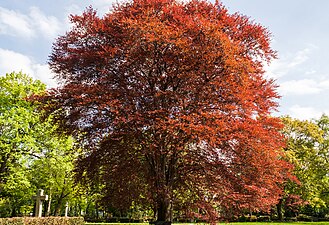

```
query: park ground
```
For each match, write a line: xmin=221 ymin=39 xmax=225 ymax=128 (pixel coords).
xmin=85 ymin=223 xmax=329 ymax=225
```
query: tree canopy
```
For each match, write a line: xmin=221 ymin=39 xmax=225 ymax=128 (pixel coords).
xmin=281 ymin=116 xmax=329 ymax=217
xmin=0 ymin=72 xmax=46 ymax=185
xmin=43 ymin=0 xmax=293 ymax=222
xmin=0 ymin=72 xmax=76 ymax=217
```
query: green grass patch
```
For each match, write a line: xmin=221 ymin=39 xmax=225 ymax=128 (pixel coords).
xmin=85 ymin=224 xmax=148 ymax=225
xmin=85 ymin=223 xmax=149 ymax=225
xmin=85 ymin=223 xmax=329 ymax=225
xmin=230 ymin=223 xmax=329 ymax=225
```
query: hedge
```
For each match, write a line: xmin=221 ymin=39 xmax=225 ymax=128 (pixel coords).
xmin=0 ymin=217 xmax=84 ymax=225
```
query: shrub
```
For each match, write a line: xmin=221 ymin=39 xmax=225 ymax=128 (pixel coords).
xmin=257 ymin=216 xmax=271 ymax=222
xmin=0 ymin=217 xmax=84 ymax=225
xmin=285 ymin=217 xmax=297 ymax=222
xmin=247 ymin=215 xmax=257 ymax=222
xmin=237 ymin=215 xmax=247 ymax=222
xmin=297 ymin=214 xmax=313 ymax=222
xmin=0 ymin=218 xmax=24 ymax=225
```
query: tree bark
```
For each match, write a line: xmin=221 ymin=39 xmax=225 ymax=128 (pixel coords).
xmin=155 ymin=197 xmax=172 ymax=225
xmin=54 ymin=199 xmax=63 ymax=216
xmin=54 ymin=192 xmax=64 ymax=216
xmin=11 ymin=205 xmax=17 ymax=217
xmin=0 ymin=154 xmax=8 ymax=184
xmin=277 ymin=198 xmax=284 ymax=221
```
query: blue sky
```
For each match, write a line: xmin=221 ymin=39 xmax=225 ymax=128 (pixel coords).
xmin=0 ymin=0 xmax=328 ymax=120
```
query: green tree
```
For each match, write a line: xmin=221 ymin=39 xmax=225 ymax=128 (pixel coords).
xmin=0 ymin=158 xmax=33 ymax=217
xmin=0 ymin=72 xmax=46 ymax=185
xmin=313 ymin=115 xmax=329 ymax=215
xmin=0 ymin=72 xmax=76 ymax=217
xmin=281 ymin=116 xmax=329 ymax=218
xmin=29 ymin=139 xmax=76 ymax=216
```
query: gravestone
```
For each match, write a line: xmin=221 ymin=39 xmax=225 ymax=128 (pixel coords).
xmin=32 ymin=189 xmax=48 ymax=217
xmin=65 ymin=202 xmax=69 ymax=217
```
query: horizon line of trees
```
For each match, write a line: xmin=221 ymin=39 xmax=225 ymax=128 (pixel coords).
xmin=0 ymin=72 xmax=328 ymax=221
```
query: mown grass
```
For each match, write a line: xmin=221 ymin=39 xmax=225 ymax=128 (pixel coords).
xmin=85 ymin=223 xmax=149 ymax=225
xmin=85 ymin=222 xmax=329 ymax=225
xmin=230 ymin=223 xmax=329 ymax=225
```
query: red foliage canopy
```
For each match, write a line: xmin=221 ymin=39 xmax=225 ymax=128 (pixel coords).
xmin=46 ymin=0 xmax=292 ymax=222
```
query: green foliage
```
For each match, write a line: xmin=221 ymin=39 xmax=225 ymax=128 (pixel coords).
xmin=0 ymin=72 xmax=46 ymax=183
xmin=281 ymin=115 xmax=329 ymax=216
xmin=0 ymin=72 xmax=76 ymax=216
xmin=0 ymin=72 xmax=48 ymax=216
xmin=0 ymin=158 xmax=34 ymax=217
xmin=0 ymin=217 xmax=84 ymax=225
xmin=29 ymin=137 xmax=76 ymax=216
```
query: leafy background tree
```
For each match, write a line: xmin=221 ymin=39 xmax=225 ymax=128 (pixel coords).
xmin=0 ymin=72 xmax=46 ymax=185
xmin=29 ymin=138 xmax=76 ymax=216
xmin=281 ymin=116 xmax=329 ymax=219
xmin=0 ymin=157 xmax=33 ymax=217
xmin=0 ymin=72 xmax=77 ymax=217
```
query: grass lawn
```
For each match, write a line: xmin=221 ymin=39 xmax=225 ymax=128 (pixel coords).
xmin=229 ymin=223 xmax=329 ymax=225
xmin=85 ymin=223 xmax=329 ymax=225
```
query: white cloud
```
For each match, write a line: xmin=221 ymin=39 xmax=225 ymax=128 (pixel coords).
xmin=0 ymin=49 xmax=32 ymax=74
xmin=318 ymin=79 xmax=329 ymax=89
xmin=64 ymin=4 xmax=84 ymax=30
xmin=0 ymin=6 xmax=62 ymax=40
xmin=278 ymin=79 xmax=321 ymax=95
xmin=288 ymin=105 xmax=322 ymax=120
xmin=278 ymin=77 xmax=329 ymax=96
xmin=65 ymin=1 xmax=114 ymax=18
xmin=265 ymin=46 xmax=314 ymax=79
xmin=0 ymin=7 xmax=35 ymax=38
xmin=92 ymin=0 xmax=114 ymax=15
xmin=305 ymin=70 xmax=317 ymax=75
xmin=287 ymin=48 xmax=311 ymax=68
xmin=29 ymin=7 xmax=62 ymax=39
xmin=0 ymin=48 xmax=57 ymax=88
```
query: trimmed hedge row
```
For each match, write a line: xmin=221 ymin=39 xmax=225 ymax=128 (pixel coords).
xmin=0 ymin=217 xmax=84 ymax=225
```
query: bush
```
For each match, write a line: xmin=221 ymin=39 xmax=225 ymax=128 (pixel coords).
xmin=237 ymin=215 xmax=247 ymax=222
xmin=285 ymin=217 xmax=297 ymax=222
xmin=0 ymin=218 xmax=24 ymax=225
xmin=247 ymin=215 xmax=257 ymax=222
xmin=297 ymin=214 xmax=313 ymax=222
xmin=257 ymin=216 xmax=271 ymax=222
xmin=0 ymin=217 xmax=84 ymax=225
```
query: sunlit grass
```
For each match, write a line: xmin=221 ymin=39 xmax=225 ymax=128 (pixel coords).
xmin=85 ymin=222 xmax=329 ymax=225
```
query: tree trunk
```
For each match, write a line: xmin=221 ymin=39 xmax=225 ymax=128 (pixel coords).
xmin=54 ymin=193 xmax=64 ymax=216
xmin=156 ymin=197 xmax=172 ymax=225
xmin=54 ymin=187 xmax=70 ymax=216
xmin=277 ymin=198 xmax=284 ymax=221
xmin=54 ymin=200 xmax=62 ymax=216
xmin=0 ymin=155 xmax=8 ymax=184
xmin=96 ymin=202 xmax=99 ymax=219
xmin=11 ymin=205 xmax=17 ymax=217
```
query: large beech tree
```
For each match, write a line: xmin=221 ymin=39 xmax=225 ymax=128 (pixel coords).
xmin=44 ymin=0 xmax=292 ymax=222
